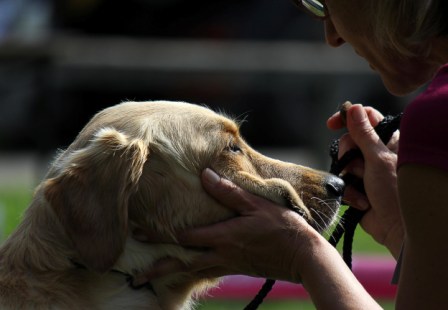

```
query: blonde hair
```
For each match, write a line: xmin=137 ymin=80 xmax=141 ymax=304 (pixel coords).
xmin=373 ymin=0 xmax=447 ymax=58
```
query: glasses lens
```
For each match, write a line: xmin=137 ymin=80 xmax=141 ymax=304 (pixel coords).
xmin=301 ymin=0 xmax=326 ymax=18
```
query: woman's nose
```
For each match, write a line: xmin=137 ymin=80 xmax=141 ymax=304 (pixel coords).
xmin=324 ymin=19 xmax=345 ymax=47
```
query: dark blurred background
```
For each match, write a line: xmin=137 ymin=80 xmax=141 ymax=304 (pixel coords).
xmin=0 ymin=0 xmax=408 ymax=171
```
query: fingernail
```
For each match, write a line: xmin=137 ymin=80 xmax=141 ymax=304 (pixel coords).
xmin=203 ymin=168 xmax=220 ymax=185
xmin=351 ymin=105 xmax=366 ymax=122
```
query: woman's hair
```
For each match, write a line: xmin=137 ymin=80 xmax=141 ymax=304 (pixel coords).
xmin=372 ymin=0 xmax=447 ymax=58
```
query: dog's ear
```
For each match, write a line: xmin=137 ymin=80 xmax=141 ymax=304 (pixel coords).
xmin=44 ymin=128 xmax=148 ymax=273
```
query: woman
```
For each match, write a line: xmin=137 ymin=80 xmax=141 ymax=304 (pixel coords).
xmin=135 ymin=0 xmax=448 ymax=308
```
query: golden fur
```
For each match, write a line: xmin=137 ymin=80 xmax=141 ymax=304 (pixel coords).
xmin=0 ymin=101 xmax=342 ymax=309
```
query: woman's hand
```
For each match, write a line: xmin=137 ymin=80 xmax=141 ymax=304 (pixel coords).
xmin=133 ymin=168 xmax=324 ymax=285
xmin=133 ymin=168 xmax=382 ymax=309
xmin=327 ymin=104 xmax=404 ymax=258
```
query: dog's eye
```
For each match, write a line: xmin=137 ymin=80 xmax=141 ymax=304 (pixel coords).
xmin=227 ymin=144 xmax=242 ymax=154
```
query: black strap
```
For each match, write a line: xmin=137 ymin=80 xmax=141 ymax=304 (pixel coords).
xmin=328 ymin=113 xmax=402 ymax=268
xmin=243 ymin=279 xmax=276 ymax=310
xmin=244 ymin=112 xmax=402 ymax=309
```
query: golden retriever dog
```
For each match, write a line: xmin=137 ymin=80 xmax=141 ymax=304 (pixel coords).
xmin=0 ymin=101 xmax=344 ymax=309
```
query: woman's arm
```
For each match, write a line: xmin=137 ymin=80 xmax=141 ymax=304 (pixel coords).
xmin=293 ymin=228 xmax=382 ymax=310
xmin=396 ymin=164 xmax=448 ymax=310
xmin=135 ymin=169 xmax=382 ymax=309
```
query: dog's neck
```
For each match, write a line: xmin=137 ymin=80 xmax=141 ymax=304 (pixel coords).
xmin=0 ymin=193 xmax=211 ymax=309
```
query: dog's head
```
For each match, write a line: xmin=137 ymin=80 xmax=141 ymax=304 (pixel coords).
xmin=42 ymin=101 xmax=343 ymax=273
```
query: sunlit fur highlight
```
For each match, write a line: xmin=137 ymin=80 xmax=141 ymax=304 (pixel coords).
xmin=0 ymin=101 xmax=341 ymax=309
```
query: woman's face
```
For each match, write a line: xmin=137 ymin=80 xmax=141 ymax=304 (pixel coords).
xmin=323 ymin=0 xmax=440 ymax=96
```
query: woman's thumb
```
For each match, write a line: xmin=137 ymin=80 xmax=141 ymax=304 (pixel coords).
xmin=201 ymin=168 xmax=252 ymax=213
xmin=346 ymin=104 xmax=384 ymax=156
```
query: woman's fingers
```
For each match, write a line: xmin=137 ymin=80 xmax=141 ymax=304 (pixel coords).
xmin=387 ymin=130 xmax=400 ymax=154
xmin=132 ymin=168 xmax=263 ymax=248
xmin=200 ymin=168 xmax=264 ymax=214
xmin=327 ymin=110 xmax=347 ymax=130
xmin=338 ymin=133 xmax=356 ymax=159
xmin=365 ymin=106 xmax=385 ymax=127
xmin=343 ymin=185 xmax=370 ymax=211
xmin=132 ymin=228 xmax=177 ymax=243
xmin=176 ymin=223 xmax=227 ymax=248
xmin=133 ymin=257 xmax=187 ymax=285
xmin=132 ymin=252 xmax=229 ymax=285
xmin=346 ymin=104 xmax=389 ymax=158
xmin=327 ymin=105 xmax=384 ymax=130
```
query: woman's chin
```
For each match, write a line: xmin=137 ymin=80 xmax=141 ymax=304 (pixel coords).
xmin=381 ymin=75 xmax=427 ymax=97
xmin=379 ymin=62 xmax=439 ymax=96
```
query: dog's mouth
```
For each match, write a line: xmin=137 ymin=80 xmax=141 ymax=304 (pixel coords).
xmin=222 ymin=170 xmax=344 ymax=234
xmin=305 ymin=197 xmax=342 ymax=233
xmin=282 ymin=196 xmax=341 ymax=234
xmin=281 ymin=175 xmax=344 ymax=233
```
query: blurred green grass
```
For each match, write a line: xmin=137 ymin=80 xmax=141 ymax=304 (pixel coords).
xmin=0 ymin=188 xmax=393 ymax=309
xmin=0 ymin=187 xmax=34 ymax=238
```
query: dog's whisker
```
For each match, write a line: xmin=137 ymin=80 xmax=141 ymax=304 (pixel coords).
xmin=327 ymin=218 xmax=345 ymax=241
xmin=311 ymin=197 xmax=336 ymax=211
xmin=311 ymin=196 xmax=339 ymax=210
xmin=309 ymin=209 xmax=328 ymax=233
xmin=324 ymin=214 xmax=346 ymax=244
xmin=309 ymin=200 xmax=343 ymax=239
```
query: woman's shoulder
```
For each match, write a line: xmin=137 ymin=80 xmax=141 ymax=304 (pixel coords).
xmin=405 ymin=64 xmax=448 ymax=118
xmin=418 ymin=63 xmax=448 ymax=100
xmin=398 ymin=63 xmax=448 ymax=171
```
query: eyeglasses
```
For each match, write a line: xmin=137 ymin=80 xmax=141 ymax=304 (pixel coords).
xmin=291 ymin=0 xmax=328 ymax=20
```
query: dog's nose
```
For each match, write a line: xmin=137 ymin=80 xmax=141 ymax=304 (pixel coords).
xmin=324 ymin=175 xmax=345 ymax=198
